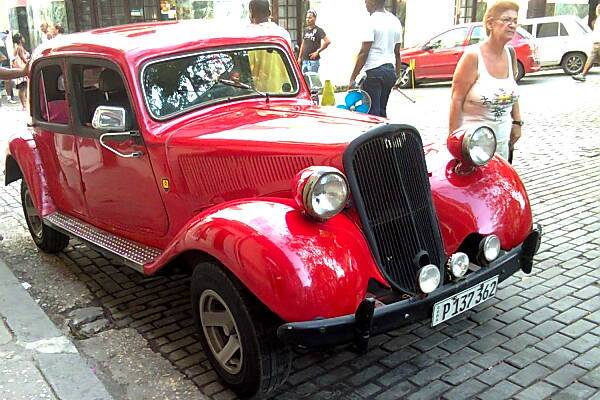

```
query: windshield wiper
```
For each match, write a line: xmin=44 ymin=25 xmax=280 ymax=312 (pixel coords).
xmin=218 ymin=78 xmax=270 ymax=104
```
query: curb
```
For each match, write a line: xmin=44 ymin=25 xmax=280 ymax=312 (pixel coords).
xmin=0 ymin=256 xmax=114 ymax=400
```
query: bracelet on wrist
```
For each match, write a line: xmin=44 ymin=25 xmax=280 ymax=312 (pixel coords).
xmin=512 ymin=120 xmax=524 ymax=126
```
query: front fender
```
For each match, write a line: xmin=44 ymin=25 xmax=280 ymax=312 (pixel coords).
xmin=147 ymin=199 xmax=386 ymax=322
xmin=429 ymin=150 xmax=533 ymax=254
xmin=5 ymin=136 xmax=56 ymax=217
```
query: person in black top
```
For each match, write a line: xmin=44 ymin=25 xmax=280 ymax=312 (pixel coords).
xmin=297 ymin=9 xmax=330 ymax=73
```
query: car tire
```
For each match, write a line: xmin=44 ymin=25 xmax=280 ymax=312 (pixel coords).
xmin=515 ymin=61 xmax=525 ymax=82
xmin=561 ymin=52 xmax=587 ymax=75
xmin=21 ymin=180 xmax=69 ymax=253
xmin=191 ymin=261 xmax=292 ymax=398
xmin=398 ymin=63 xmax=413 ymax=89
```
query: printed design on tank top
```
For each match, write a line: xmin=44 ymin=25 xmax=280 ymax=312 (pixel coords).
xmin=480 ymin=88 xmax=518 ymax=120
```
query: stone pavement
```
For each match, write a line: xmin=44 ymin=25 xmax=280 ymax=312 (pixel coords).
xmin=0 ymin=257 xmax=113 ymax=400
xmin=0 ymin=72 xmax=599 ymax=400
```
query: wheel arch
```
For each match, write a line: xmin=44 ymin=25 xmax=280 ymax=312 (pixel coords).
xmin=5 ymin=137 xmax=57 ymax=217
xmin=145 ymin=198 xmax=386 ymax=323
xmin=4 ymin=154 xmax=23 ymax=186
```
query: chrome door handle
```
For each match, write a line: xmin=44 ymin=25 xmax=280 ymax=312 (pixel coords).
xmin=99 ymin=132 xmax=144 ymax=158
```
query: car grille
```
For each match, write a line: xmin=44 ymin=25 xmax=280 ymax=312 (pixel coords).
xmin=344 ymin=126 xmax=446 ymax=293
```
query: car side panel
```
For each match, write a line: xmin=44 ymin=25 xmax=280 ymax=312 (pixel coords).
xmin=145 ymin=199 xmax=388 ymax=322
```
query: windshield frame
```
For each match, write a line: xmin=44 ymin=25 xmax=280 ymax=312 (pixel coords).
xmin=139 ymin=43 xmax=300 ymax=121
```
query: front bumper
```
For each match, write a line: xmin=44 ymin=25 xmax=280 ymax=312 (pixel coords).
xmin=277 ymin=225 xmax=542 ymax=349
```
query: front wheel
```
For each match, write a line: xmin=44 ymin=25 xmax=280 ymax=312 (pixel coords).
xmin=191 ymin=262 xmax=292 ymax=398
xmin=21 ymin=180 xmax=69 ymax=253
xmin=561 ymin=52 xmax=587 ymax=75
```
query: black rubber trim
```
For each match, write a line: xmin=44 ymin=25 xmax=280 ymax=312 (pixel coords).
xmin=342 ymin=123 xmax=446 ymax=293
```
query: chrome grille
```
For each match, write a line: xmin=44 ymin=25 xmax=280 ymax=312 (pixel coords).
xmin=344 ymin=126 xmax=445 ymax=293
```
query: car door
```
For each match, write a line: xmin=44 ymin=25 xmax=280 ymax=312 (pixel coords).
xmin=416 ymin=27 xmax=469 ymax=79
xmin=67 ymin=57 xmax=169 ymax=236
xmin=30 ymin=58 xmax=87 ymax=217
xmin=535 ymin=21 xmax=562 ymax=66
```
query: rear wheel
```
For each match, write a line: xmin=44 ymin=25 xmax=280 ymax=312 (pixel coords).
xmin=21 ymin=180 xmax=69 ymax=253
xmin=398 ymin=63 xmax=413 ymax=89
xmin=561 ymin=52 xmax=586 ymax=75
xmin=516 ymin=61 xmax=525 ymax=82
xmin=191 ymin=262 xmax=292 ymax=398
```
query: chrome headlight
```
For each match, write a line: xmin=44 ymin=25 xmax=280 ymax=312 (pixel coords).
xmin=462 ymin=126 xmax=497 ymax=166
xmin=418 ymin=264 xmax=441 ymax=294
xmin=481 ymin=235 xmax=501 ymax=262
xmin=294 ymin=167 xmax=349 ymax=221
xmin=449 ymin=252 xmax=469 ymax=278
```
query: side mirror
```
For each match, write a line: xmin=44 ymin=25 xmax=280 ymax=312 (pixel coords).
xmin=92 ymin=106 xmax=130 ymax=132
xmin=303 ymin=72 xmax=323 ymax=93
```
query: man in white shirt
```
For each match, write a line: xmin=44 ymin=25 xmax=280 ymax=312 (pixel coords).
xmin=249 ymin=0 xmax=292 ymax=47
xmin=573 ymin=4 xmax=600 ymax=82
xmin=349 ymin=0 xmax=402 ymax=117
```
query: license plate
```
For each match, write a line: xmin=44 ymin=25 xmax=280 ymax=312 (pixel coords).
xmin=431 ymin=276 xmax=498 ymax=326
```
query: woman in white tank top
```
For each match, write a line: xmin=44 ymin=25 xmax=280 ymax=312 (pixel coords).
xmin=449 ymin=1 xmax=523 ymax=161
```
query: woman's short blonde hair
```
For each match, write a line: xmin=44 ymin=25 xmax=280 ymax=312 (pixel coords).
xmin=484 ymin=1 xmax=520 ymax=35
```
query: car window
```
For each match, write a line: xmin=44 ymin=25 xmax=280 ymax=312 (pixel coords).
xmin=469 ymin=26 xmax=485 ymax=45
xmin=142 ymin=47 xmax=298 ymax=119
xmin=521 ymin=24 xmax=533 ymax=35
xmin=71 ymin=64 xmax=135 ymax=127
xmin=37 ymin=64 xmax=69 ymax=125
xmin=559 ymin=23 xmax=568 ymax=36
xmin=428 ymin=27 xmax=468 ymax=50
xmin=537 ymin=22 xmax=559 ymax=38
xmin=574 ymin=20 xmax=591 ymax=34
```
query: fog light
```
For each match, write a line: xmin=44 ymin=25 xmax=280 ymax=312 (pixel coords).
xmin=418 ymin=264 xmax=440 ymax=294
xmin=481 ymin=235 xmax=501 ymax=262
xmin=449 ymin=252 xmax=469 ymax=278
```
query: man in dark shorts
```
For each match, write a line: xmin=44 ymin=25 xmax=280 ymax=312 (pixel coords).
xmin=297 ymin=9 xmax=330 ymax=73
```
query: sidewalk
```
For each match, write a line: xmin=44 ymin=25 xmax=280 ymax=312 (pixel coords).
xmin=0 ymin=257 xmax=113 ymax=400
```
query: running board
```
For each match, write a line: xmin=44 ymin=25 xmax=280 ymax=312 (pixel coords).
xmin=44 ymin=212 xmax=163 ymax=273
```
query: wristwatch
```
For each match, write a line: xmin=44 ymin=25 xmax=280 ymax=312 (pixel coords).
xmin=512 ymin=120 xmax=524 ymax=126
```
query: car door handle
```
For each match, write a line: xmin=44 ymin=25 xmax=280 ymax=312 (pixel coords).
xmin=99 ymin=131 xmax=144 ymax=158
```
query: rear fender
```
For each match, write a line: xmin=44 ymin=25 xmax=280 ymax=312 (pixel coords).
xmin=146 ymin=199 xmax=386 ymax=322
xmin=5 ymin=137 xmax=56 ymax=216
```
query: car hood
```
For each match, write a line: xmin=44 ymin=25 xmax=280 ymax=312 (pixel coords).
xmin=399 ymin=46 xmax=425 ymax=58
xmin=164 ymin=102 xmax=388 ymax=207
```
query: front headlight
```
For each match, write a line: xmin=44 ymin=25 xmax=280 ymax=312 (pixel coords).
xmin=462 ymin=126 xmax=497 ymax=166
xmin=293 ymin=166 xmax=349 ymax=221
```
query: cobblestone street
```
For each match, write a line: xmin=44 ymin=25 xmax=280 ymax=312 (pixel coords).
xmin=1 ymin=71 xmax=599 ymax=400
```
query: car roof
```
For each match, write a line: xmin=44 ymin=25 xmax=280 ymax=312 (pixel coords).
xmin=521 ymin=15 xmax=580 ymax=24
xmin=32 ymin=20 xmax=291 ymax=66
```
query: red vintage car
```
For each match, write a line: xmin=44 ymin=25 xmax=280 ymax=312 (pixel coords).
xmin=398 ymin=23 xmax=541 ymax=88
xmin=4 ymin=21 xmax=541 ymax=398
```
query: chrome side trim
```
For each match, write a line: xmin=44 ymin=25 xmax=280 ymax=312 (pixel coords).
xmin=44 ymin=212 xmax=162 ymax=273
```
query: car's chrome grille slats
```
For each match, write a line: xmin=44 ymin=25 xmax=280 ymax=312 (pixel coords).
xmin=345 ymin=128 xmax=446 ymax=293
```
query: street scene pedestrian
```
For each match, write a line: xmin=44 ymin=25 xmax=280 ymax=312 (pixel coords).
xmin=39 ymin=22 xmax=51 ymax=42
xmin=349 ymin=0 xmax=402 ymax=117
xmin=449 ymin=1 xmax=522 ymax=160
xmin=248 ymin=0 xmax=292 ymax=45
xmin=297 ymin=9 xmax=331 ymax=73
xmin=11 ymin=32 xmax=29 ymax=111
xmin=1 ymin=1 xmax=599 ymax=400
xmin=573 ymin=4 xmax=600 ymax=82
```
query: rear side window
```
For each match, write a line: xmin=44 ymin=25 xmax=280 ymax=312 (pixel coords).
xmin=559 ymin=23 xmax=568 ymax=36
xmin=37 ymin=64 xmax=69 ymax=125
xmin=537 ymin=22 xmax=559 ymax=38
xmin=521 ymin=24 xmax=533 ymax=35
xmin=469 ymin=26 xmax=485 ymax=45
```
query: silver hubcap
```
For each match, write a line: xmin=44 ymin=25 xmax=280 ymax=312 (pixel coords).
xmin=199 ymin=290 xmax=243 ymax=375
xmin=567 ymin=56 xmax=583 ymax=73
xmin=24 ymin=188 xmax=43 ymax=239
xmin=399 ymin=67 xmax=410 ymax=86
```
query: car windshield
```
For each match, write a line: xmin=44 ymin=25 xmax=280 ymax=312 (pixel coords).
xmin=142 ymin=46 xmax=298 ymax=119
